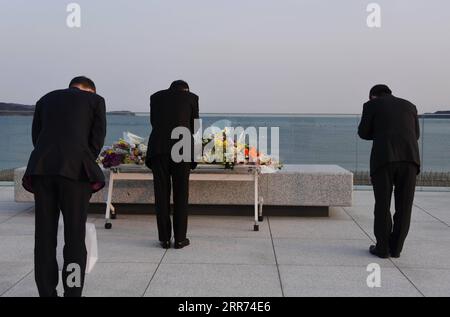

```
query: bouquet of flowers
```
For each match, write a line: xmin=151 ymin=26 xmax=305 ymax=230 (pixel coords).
xmin=97 ymin=132 xmax=147 ymax=168
xmin=200 ymin=128 xmax=283 ymax=171
xmin=98 ymin=130 xmax=283 ymax=172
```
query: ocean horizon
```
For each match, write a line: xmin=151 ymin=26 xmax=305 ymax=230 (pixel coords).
xmin=1 ymin=114 xmax=449 ymax=173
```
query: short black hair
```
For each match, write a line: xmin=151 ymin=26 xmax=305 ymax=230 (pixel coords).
xmin=369 ymin=84 xmax=392 ymax=99
xmin=170 ymin=80 xmax=189 ymax=91
xmin=69 ymin=76 xmax=96 ymax=92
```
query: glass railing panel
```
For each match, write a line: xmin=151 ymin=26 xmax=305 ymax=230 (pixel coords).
xmin=0 ymin=113 xmax=33 ymax=182
xmin=1 ymin=111 xmax=449 ymax=190
xmin=419 ymin=115 xmax=450 ymax=188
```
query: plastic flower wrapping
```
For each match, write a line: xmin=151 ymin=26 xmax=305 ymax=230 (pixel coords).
xmin=97 ymin=132 xmax=147 ymax=168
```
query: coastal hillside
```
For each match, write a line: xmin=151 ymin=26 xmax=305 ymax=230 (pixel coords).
xmin=421 ymin=111 xmax=450 ymax=118
xmin=0 ymin=102 xmax=34 ymax=115
xmin=0 ymin=103 xmax=135 ymax=116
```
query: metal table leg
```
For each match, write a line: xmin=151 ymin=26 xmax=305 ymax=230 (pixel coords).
xmin=104 ymin=171 xmax=114 ymax=229
xmin=254 ymin=168 xmax=259 ymax=231
xmin=258 ymin=196 xmax=264 ymax=222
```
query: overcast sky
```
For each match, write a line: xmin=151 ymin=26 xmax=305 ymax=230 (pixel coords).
xmin=0 ymin=0 xmax=449 ymax=113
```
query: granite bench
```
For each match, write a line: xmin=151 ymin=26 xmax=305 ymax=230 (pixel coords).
xmin=14 ymin=165 xmax=353 ymax=217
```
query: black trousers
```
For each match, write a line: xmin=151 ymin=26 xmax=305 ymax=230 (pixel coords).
xmin=32 ymin=176 xmax=92 ymax=297
xmin=371 ymin=162 xmax=418 ymax=255
xmin=150 ymin=155 xmax=191 ymax=242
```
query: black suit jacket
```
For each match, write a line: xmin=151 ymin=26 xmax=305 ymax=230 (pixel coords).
xmin=23 ymin=87 xmax=107 ymax=193
xmin=358 ymin=94 xmax=421 ymax=176
xmin=146 ymin=88 xmax=199 ymax=168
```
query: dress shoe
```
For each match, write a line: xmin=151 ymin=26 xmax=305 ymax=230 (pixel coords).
xmin=160 ymin=241 xmax=171 ymax=249
xmin=389 ymin=242 xmax=400 ymax=258
xmin=174 ymin=239 xmax=190 ymax=249
xmin=369 ymin=245 xmax=389 ymax=258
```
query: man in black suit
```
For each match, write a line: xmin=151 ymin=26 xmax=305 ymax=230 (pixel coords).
xmin=146 ymin=80 xmax=200 ymax=249
xmin=23 ymin=76 xmax=106 ymax=297
xmin=358 ymin=84 xmax=420 ymax=259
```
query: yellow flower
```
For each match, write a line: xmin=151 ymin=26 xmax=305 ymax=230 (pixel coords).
xmin=214 ymin=139 xmax=223 ymax=148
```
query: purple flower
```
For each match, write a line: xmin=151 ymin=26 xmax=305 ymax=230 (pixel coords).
xmin=102 ymin=153 xmax=125 ymax=168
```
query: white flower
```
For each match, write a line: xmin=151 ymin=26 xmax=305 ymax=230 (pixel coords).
xmin=138 ymin=144 xmax=148 ymax=153
xmin=224 ymin=152 xmax=235 ymax=162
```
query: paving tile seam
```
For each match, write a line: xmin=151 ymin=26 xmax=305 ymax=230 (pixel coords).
xmin=340 ymin=208 xmax=377 ymax=243
xmin=0 ymin=212 xmax=26 ymax=224
xmin=0 ymin=234 xmax=34 ymax=237
xmin=0 ymin=235 xmax=375 ymax=241
xmin=161 ymin=261 xmax=278 ymax=265
xmin=96 ymin=261 xmax=163 ymax=264
xmin=142 ymin=249 xmax=168 ymax=297
xmin=397 ymin=267 xmax=450 ymax=271
xmin=267 ymin=217 xmax=285 ymax=297
xmin=2 ymin=194 xmax=448 ymax=297
xmin=274 ymin=264 xmax=396 ymax=268
xmin=413 ymin=203 xmax=450 ymax=227
xmin=146 ymin=262 xmax=276 ymax=268
xmin=94 ymin=234 xmax=273 ymax=240
xmin=391 ymin=265 xmax=450 ymax=270
xmin=2 ymin=235 xmax=423 ymax=242
xmin=18 ymin=260 xmax=433 ymax=268
xmin=271 ymin=238 xmax=371 ymax=241
xmin=343 ymin=207 xmax=426 ymax=297
xmin=0 ymin=268 xmax=33 ymax=297
xmin=94 ymin=262 xmax=278 ymax=266
xmin=391 ymin=268 xmax=426 ymax=297
xmin=283 ymin=236 xmax=450 ymax=243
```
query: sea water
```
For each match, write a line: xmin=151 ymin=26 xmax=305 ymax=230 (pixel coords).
xmin=0 ymin=114 xmax=449 ymax=172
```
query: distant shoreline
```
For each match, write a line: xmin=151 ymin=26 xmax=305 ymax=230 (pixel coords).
xmin=0 ymin=103 xmax=136 ymax=116
xmin=419 ymin=111 xmax=450 ymax=119
xmin=1 ymin=102 xmax=450 ymax=118
xmin=0 ymin=111 xmax=136 ymax=116
xmin=0 ymin=111 xmax=358 ymax=117
xmin=107 ymin=111 xmax=135 ymax=116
